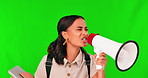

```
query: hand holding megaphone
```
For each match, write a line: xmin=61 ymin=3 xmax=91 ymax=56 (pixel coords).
xmin=94 ymin=48 xmax=106 ymax=70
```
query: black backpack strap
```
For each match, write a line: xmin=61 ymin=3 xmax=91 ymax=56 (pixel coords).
xmin=46 ymin=54 xmax=53 ymax=78
xmin=84 ymin=53 xmax=91 ymax=78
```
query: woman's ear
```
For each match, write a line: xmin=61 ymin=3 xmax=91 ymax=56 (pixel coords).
xmin=62 ymin=31 xmax=68 ymax=39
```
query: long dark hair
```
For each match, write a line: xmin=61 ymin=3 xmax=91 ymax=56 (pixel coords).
xmin=47 ymin=15 xmax=88 ymax=65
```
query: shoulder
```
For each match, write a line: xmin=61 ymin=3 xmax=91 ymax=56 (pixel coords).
xmin=35 ymin=55 xmax=48 ymax=78
xmin=36 ymin=55 xmax=48 ymax=68
xmin=38 ymin=55 xmax=48 ymax=64
xmin=42 ymin=55 xmax=48 ymax=60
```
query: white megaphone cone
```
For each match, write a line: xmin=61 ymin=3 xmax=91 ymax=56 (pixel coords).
xmin=87 ymin=33 xmax=139 ymax=71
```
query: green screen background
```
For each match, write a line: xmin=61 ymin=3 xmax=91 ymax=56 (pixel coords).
xmin=0 ymin=0 xmax=147 ymax=78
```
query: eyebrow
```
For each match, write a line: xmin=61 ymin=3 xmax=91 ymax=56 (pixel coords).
xmin=76 ymin=26 xmax=88 ymax=28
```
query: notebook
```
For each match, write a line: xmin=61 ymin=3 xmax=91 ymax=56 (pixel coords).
xmin=8 ymin=66 xmax=25 ymax=78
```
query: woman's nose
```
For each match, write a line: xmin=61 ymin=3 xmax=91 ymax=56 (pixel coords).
xmin=82 ymin=30 xmax=88 ymax=36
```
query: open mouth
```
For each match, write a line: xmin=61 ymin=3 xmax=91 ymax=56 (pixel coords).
xmin=82 ymin=37 xmax=87 ymax=43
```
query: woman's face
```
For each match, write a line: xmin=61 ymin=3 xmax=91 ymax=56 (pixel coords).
xmin=64 ymin=18 xmax=88 ymax=47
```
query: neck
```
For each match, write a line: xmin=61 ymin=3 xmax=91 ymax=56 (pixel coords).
xmin=66 ymin=44 xmax=80 ymax=63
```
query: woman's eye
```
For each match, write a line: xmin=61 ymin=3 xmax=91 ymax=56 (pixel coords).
xmin=77 ymin=29 xmax=82 ymax=31
xmin=85 ymin=29 xmax=88 ymax=31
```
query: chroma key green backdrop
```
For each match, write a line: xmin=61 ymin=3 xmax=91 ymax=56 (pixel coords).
xmin=0 ymin=0 xmax=147 ymax=78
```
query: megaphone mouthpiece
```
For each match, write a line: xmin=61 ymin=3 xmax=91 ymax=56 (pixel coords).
xmin=87 ymin=33 xmax=99 ymax=46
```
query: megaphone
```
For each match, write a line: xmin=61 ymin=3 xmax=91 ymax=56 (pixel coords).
xmin=87 ymin=33 xmax=139 ymax=71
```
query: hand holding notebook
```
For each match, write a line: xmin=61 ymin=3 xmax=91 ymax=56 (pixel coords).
xmin=8 ymin=66 xmax=34 ymax=78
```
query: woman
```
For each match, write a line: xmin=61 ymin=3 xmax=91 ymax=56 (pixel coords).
xmin=19 ymin=15 xmax=107 ymax=78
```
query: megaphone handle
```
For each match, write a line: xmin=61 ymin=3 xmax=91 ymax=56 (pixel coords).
xmin=94 ymin=47 xmax=103 ymax=70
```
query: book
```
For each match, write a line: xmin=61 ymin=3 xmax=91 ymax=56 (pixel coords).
xmin=8 ymin=66 xmax=26 ymax=78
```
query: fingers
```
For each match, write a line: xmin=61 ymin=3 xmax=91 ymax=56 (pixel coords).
xmin=96 ymin=59 xmax=107 ymax=65
xmin=97 ymin=56 xmax=106 ymax=60
xmin=99 ymin=52 xmax=106 ymax=57
xmin=20 ymin=72 xmax=34 ymax=78
xmin=96 ymin=57 xmax=107 ymax=65
xmin=94 ymin=52 xmax=107 ymax=69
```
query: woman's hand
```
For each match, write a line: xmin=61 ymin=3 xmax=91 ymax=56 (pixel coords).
xmin=10 ymin=72 xmax=34 ymax=78
xmin=20 ymin=72 xmax=34 ymax=78
xmin=93 ymin=52 xmax=107 ymax=78
xmin=94 ymin=52 xmax=107 ymax=71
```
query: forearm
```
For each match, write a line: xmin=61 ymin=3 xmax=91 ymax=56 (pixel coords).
xmin=97 ymin=70 xmax=105 ymax=78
